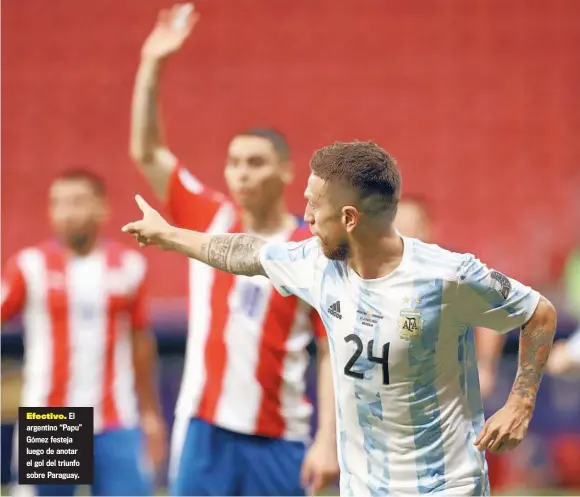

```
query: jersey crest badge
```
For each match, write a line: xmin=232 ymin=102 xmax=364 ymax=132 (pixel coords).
xmin=399 ymin=308 xmax=424 ymax=341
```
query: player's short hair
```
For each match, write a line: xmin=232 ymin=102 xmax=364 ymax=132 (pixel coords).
xmin=310 ymin=141 xmax=401 ymax=220
xmin=54 ymin=168 xmax=106 ymax=197
xmin=235 ymin=127 xmax=291 ymax=162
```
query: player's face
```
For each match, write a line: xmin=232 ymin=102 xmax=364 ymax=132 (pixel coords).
xmin=394 ymin=201 xmax=430 ymax=242
xmin=224 ymin=136 xmax=292 ymax=211
xmin=304 ymin=174 xmax=350 ymax=260
xmin=49 ymin=180 xmax=106 ymax=248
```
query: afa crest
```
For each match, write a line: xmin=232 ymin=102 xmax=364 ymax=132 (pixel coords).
xmin=399 ymin=308 xmax=424 ymax=341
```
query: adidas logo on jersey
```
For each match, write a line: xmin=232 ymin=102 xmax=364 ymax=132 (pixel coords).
xmin=328 ymin=301 xmax=342 ymax=319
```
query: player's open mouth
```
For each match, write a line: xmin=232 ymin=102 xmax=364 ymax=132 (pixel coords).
xmin=234 ymin=188 xmax=252 ymax=197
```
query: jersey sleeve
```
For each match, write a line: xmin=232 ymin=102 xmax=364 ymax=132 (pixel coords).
xmin=166 ymin=163 xmax=229 ymax=231
xmin=310 ymin=308 xmax=327 ymax=340
xmin=259 ymin=237 xmax=321 ymax=308
xmin=1 ymin=255 xmax=27 ymax=322
xmin=454 ymin=255 xmax=541 ymax=334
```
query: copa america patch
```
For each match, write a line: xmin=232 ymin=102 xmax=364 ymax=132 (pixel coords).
xmin=489 ymin=270 xmax=511 ymax=300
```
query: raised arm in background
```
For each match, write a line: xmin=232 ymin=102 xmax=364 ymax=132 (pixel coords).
xmin=130 ymin=4 xmax=199 ymax=201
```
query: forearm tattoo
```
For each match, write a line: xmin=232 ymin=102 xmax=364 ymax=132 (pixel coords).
xmin=512 ymin=323 xmax=554 ymax=402
xmin=205 ymin=234 xmax=266 ymax=277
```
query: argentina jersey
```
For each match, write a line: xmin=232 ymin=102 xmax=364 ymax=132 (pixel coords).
xmin=259 ymin=236 xmax=540 ymax=497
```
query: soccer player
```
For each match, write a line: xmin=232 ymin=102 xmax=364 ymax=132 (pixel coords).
xmin=2 ymin=170 xmax=165 ymax=497
xmin=123 ymin=140 xmax=557 ymax=496
xmin=545 ymin=247 xmax=580 ymax=376
xmin=394 ymin=195 xmax=432 ymax=242
xmin=129 ymin=4 xmax=338 ymax=496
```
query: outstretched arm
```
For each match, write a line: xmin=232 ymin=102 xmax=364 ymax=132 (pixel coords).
xmin=167 ymin=229 xmax=267 ymax=277
xmin=122 ymin=195 xmax=267 ymax=277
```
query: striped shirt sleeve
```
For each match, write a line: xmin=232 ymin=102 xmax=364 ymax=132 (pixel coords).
xmin=455 ymin=255 xmax=541 ymax=334
xmin=259 ymin=237 xmax=321 ymax=308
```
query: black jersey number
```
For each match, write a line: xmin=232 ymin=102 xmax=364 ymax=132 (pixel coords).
xmin=343 ymin=334 xmax=390 ymax=385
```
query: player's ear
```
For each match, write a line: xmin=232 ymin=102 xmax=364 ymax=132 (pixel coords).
xmin=342 ymin=206 xmax=360 ymax=233
xmin=97 ymin=198 xmax=110 ymax=223
xmin=280 ymin=160 xmax=294 ymax=185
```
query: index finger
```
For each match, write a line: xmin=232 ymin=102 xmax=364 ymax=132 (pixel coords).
xmin=475 ymin=426 xmax=497 ymax=452
xmin=134 ymin=194 xmax=152 ymax=213
xmin=474 ymin=421 xmax=489 ymax=446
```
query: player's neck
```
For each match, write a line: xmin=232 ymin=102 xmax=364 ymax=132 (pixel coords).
xmin=242 ymin=201 xmax=296 ymax=235
xmin=60 ymin=234 xmax=100 ymax=257
xmin=347 ymin=229 xmax=405 ymax=280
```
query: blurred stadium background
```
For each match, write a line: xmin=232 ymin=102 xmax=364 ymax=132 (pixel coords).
xmin=2 ymin=0 xmax=579 ymax=495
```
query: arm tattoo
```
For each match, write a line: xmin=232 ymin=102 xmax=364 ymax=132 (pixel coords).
xmin=511 ymin=323 xmax=554 ymax=403
xmin=205 ymin=234 xmax=266 ymax=277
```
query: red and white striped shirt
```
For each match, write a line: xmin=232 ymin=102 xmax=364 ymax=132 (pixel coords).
xmin=1 ymin=240 xmax=148 ymax=434
xmin=168 ymin=165 xmax=325 ymax=441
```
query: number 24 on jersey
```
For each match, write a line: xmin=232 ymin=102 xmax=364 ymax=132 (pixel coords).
xmin=343 ymin=334 xmax=390 ymax=385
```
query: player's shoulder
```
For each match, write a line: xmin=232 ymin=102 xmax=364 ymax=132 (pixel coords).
xmin=262 ymin=228 xmax=321 ymax=264
xmin=175 ymin=162 xmax=228 ymax=204
xmin=406 ymin=237 xmax=472 ymax=281
xmin=16 ymin=240 xmax=55 ymax=263
xmin=5 ymin=241 xmax=55 ymax=275
xmin=288 ymin=230 xmax=321 ymax=258
xmin=13 ymin=245 xmax=44 ymax=260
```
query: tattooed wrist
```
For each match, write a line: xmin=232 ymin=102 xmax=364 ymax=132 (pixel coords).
xmin=509 ymin=376 xmax=540 ymax=408
xmin=205 ymin=234 xmax=266 ymax=276
xmin=510 ymin=325 xmax=554 ymax=406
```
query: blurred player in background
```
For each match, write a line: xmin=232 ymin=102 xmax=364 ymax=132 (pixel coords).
xmin=547 ymin=325 xmax=580 ymax=376
xmin=547 ymin=246 xmax=580 ymax=376
xmin=394 ymin=195 xmax=432 ymax=242
xmin=122 ymin=140 xmax=557 ymax=496
xmin=129 ymin=4 xmax=338 ymax=496
xmin=1 ymin=170 xmax=165 ymax=496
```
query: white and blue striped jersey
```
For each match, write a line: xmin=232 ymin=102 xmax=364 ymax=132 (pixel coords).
xmin=259 ymin=236 xmax=540 ymax=496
